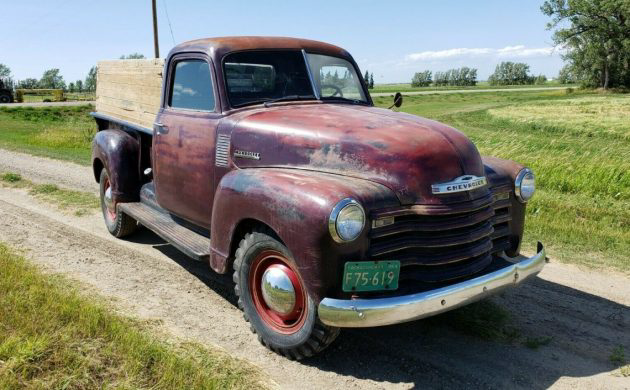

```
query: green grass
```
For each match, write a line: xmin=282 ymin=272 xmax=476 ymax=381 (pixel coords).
xmin=0 ymin=105 xmax=95 ymax=165
xmin=0 ymin=243 xmax=266 ymax=389
xmin=1 ymin=171 xmax=99 ymax=216
xmin=375 ymin=89 xmax=630 ymax=272
xmin=523 ymin=336 xmax=553 ymax=350
xmin=370 ymin=81 xmax=574 ymax=94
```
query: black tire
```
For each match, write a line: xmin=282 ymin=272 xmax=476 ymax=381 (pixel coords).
xmin=233 ymin=229 xmax=340 ymax=360
xmin=99 ymin=169 xmax=138 ymax=238
xmin=0 ymin=92 xmax=12 ymax=104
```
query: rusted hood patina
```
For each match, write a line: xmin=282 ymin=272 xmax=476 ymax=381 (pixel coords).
xmin=230 ymin=103 xmax=485 ymax=205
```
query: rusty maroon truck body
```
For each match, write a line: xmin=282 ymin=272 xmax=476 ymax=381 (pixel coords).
xmin=91 ymin=37 xmax=545 ymax=359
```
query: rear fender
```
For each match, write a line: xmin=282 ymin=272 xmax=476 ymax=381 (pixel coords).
xmin=92 ymin=129 xmax=141 ymax=204
xmin=210 ymin=168 xmax=398 ymax=303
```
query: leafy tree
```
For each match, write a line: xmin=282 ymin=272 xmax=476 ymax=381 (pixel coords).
xmin=534 ymin=74 xmax=548 ymax=85
xmin=68 ymin=82 xmax=75 ymax=92
xmin=0 ymin=64 xmax=13 ymax=89
xmin=84 ymin=66 xmax=97 ymax=92
xmin=541 ymin=0 xmax=630 ymax=89
xmin=17 ymin=78 xmax=39 ymax=89
xmin=557 ymin=64 xmax=578 ymax=83
xmin=120 ymin=53 xmax=146 ymax=59
xmin=369 ymin=73 xmax=374 ymax=89
xmin=363 ymin=70 xmax=369 ymax=87
xmin=39 ymin=68 xmax=66 ymax=89
xmin=0 ymin=63 xmax=10 ymax=80
xmin=488 ymin=62 xmax=535 ymax=85
xmin=411 ymin=70 xmax=432 ymax=87
xmin=75 ymin=80 xmax=84 ymax=92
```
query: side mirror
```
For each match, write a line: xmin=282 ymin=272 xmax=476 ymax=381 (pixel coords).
xmin=388 ymin=92 xmax=403 ymax=109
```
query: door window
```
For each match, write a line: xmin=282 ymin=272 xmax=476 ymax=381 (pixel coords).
xmin=169 ymin=60 xmax=215 ymax=111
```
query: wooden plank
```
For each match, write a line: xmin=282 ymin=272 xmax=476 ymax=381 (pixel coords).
xmin=96 ymin=59 xmax=164 ymax=129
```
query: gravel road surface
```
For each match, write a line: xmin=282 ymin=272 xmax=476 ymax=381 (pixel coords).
xmin=0 ymin=151 xmax=628 ymax=389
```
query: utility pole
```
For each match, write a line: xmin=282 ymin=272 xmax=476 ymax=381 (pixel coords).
xmin=152 ymin=0 xmax=160 ymax=58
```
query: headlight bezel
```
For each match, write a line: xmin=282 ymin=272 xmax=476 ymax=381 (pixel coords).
xmin=329 ymin=198 xmax=366 ymax=243
xmin=515 ymin=168 xmax=535 ymax=203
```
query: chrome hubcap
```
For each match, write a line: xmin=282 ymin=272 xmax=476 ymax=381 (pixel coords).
xmin=261 ymin=265 xmax=296 ymax=315
xmin=104 ymin=186 xmax=115 ymax=214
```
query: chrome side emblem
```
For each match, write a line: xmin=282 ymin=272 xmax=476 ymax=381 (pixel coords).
xmin=431 ymin=175 xmax=487 ymax=194
xmin=234 ymin=150 xmax=260 ymax=160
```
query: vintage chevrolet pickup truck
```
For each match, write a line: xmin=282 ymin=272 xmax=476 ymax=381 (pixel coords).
xmin=91 ymin=36 xmax=545 ymax=359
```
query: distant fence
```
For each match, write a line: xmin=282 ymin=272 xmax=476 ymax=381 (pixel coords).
xmin=16 ymin=89 xmax=64 ymax=103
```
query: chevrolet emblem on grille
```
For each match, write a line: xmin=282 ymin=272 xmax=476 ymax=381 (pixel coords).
xmin=431 ymin=175 xmax=487 ymax=194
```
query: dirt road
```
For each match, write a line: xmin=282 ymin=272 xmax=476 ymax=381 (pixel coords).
xmin=0 ymin=151 xmax=628 ymax=389
xmin=369 ymin=86 xmax=568 ymax=97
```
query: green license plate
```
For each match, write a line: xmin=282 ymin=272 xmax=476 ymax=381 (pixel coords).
xmin=342 ymin=261 xmax=400 ymax=292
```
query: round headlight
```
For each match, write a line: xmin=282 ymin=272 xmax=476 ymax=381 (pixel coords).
xmin=515 ymin=168 xmax=535 ymax=203
xmin=329 ymin=198 xmax=365 ymax=243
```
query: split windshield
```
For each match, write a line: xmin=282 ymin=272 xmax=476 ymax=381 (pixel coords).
xmin=223 ymin=50 xmax=368 ymax=107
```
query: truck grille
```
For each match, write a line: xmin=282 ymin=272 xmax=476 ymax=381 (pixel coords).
xmin=369 ymin=189 xmax=512 ymax=284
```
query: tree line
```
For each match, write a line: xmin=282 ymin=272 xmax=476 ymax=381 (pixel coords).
xmin=0 ymin=53 xmax=147 ymax=93
xmin=410 ymin=62 xmax=558 ymax=88
xmin=411 ymin=67 xmax=478 ymax=87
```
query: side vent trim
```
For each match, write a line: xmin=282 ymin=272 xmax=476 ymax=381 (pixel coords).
xmin=215 ymin=134 xmax=230 ymax=167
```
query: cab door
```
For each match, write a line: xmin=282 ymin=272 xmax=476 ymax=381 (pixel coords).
xmin=152 ymin=55 xmax=221 ymax=228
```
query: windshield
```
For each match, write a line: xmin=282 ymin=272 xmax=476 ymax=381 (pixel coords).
xmin=306 ymin=53 xmax=367 ymax=103
xmin=223 ymin=50 xmax=367 ymax=107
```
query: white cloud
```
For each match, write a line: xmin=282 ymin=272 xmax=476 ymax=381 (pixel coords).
xmin=405 ymin=45 xmax=556 ymax=62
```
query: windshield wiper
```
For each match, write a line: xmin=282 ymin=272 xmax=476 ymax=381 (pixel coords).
xmin=263 ymin=94 xmax=316 ymax=107
xmin=320 ymin=96 xmax=366 ymax=105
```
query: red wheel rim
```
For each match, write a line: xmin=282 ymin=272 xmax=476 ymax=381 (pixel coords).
xmin=249 ymin=249 xmax=307 ymax=334
xmin=103 ymin=177 xmax=116 ymax=222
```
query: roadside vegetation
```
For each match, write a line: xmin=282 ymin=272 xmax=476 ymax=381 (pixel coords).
xmin=0 ymin=242 xmax=266 ymax=389
xmin=375 ymin=89 xmax=630 ymax=273
xmin=1 ymin=172 xmax=98 ymax=216
xmin=0 ymin=105 xmax=94 ymax=165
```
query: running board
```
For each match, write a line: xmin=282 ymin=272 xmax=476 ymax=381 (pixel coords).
xmin=118 ymin=202 xmax=210 ymax=262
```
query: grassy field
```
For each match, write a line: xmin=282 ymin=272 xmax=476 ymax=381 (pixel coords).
xmin=0 ymin=92 xmax=628 ymax=272
xmin=0 ymin=105 xmax=95 ymax=165
xmin=370 ymin=81 xmax=574 ymax=94
xmin=0 ymin=243 xmax=266 ymax=389
xmin=373 ymin=89 xmax=630 ymax=272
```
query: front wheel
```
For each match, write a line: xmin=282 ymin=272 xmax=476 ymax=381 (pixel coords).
xmin=233 ymin=229 xmax=339 ymax=360
xmin=99 ymin=169 xmax=137 ymax=238
xmin=0 ymin=93 xmax=12 ymax=104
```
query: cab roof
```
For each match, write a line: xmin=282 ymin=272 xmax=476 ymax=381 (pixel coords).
xmin=168 ymin=36 xmax=351 ymax=62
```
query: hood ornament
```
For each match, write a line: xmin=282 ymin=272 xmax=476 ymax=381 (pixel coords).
xmin=432 ymin=175 xmax=487 ymax=194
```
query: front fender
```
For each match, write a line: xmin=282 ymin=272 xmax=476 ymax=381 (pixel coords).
xmin=91 ymin=129 xmax=140 ymax=204
xmin=482 ymin=156 xmax=528 ymax=256
xmin=210 ymin=168 xmax=398 ymax=303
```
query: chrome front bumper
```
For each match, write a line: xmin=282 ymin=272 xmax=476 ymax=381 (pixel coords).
xmin=318 ymin=242 xmax=546 ymax=328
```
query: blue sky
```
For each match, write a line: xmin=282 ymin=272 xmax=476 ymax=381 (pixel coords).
xmin=1 ymin=0 xmax=564 ymax=84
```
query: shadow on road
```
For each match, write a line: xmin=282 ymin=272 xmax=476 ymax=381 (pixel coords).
xmin=126 ymin=229 xmax=629 ymax=389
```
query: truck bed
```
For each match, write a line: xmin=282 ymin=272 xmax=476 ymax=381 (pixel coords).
xmin=95 ymin=59 xmax=164 ymax=130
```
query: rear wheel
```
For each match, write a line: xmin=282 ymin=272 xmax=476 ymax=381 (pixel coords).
xmin=99 ymin=169 xmax=137 ymax=238
xmin=0 ymin=92 xmax=12 ymax=104
xmin=233 ymin=229 xmax=339 ymax=360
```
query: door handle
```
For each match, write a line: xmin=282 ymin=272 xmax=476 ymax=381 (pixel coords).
xmin=154 ymin=122 xmax=169 ymax=134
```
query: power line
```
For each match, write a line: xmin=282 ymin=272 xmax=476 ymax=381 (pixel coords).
xmin=162 ymin=0 xmax=176 ymax=45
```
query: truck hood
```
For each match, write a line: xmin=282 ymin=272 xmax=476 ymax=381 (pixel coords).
xmin=229 ymin=103 xmax=486 ymax=205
